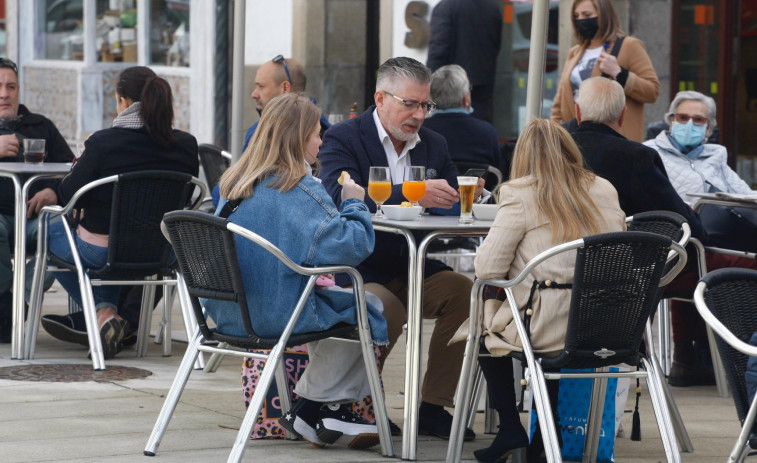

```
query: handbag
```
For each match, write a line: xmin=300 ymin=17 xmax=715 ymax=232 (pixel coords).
xmin=699 ymin=184 xmax=757 ymax=253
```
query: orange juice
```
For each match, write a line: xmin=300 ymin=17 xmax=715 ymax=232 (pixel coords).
xmin=368 ymin=181 xmax=392 ymax=204
xmin=402 ymin=181 xmax=426 ymax=203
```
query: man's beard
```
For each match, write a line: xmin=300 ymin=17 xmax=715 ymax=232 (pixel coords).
xmin=387 ymin=119 xmax=420 ymax=142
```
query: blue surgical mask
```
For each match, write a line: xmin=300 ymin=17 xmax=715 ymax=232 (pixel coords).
xmin=670 ymin=120 xmax=707 ymax=151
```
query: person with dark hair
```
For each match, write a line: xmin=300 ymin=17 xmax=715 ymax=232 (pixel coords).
xmin=40 ymin=66 xmax=198 ymax=358
xmin=0 ymin=58 xmax=74 ymax=343
xmin=319 ymin=56 xmax=482 ymax=441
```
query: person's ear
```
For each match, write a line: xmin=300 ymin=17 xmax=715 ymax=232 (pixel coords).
xmin=374 ymin=90 xmax=384 ymax=108
xmin=281 ymin=80 xmax=292 ymax=93
xmin=463 ymin=93 xmax=471 ymax=109
xmin=617 ymin=106 xmax=627 ymax=127
xmin=575 ymin=104 xmax=583 ymax=124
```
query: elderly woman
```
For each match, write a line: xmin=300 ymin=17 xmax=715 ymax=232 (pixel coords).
xmin=644 ymin=90 xmax=754 ymax=205
xmin=645 ymin=90 xmax=757 ymax=387
xmin=552 ymin=0 xmax=659 ymax=142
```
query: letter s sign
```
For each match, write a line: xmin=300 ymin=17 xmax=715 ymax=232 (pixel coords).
xmin=404 ymin=1 xmax=430 ymax=49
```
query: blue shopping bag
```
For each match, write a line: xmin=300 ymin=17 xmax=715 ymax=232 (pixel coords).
xmin=529 ymin=368 xmax=628 ymax=463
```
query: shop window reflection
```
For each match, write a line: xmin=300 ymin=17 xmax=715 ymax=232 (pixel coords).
xmin=150 ymin=0 xmax=190 ymax=67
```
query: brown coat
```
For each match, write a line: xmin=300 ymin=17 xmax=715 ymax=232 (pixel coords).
xmin=451 ymin=175 xmax=627 ymax=356
xmin=551 ymin=36 xmax=660 ymax=142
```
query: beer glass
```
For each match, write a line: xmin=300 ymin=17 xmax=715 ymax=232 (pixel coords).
xmin=457 ymin=176 xmax=477 ymax=224
xmin=368 ymin=166 xmax=391 ymax=219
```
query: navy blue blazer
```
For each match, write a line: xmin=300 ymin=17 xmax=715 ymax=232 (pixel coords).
xmin=319 ymin=106 xmax=460 ymax=284
xmin=423 ymin=111 xmax=501 ymax=168
xmin=572 ymin=121 xmax=706 ymax=241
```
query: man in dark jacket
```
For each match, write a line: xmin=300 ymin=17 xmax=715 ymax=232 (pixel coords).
xmin=427 ymin=0 xmax=502 ymax=123
xmin=423 ymin=64 xmax=501 ymax=185
xmin=319 ymin=57 xmax=480 ymax=441
xmin=0 ymin=58 xmax=74 ymax=342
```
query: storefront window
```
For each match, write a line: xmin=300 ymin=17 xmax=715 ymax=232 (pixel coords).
xmin=36 ymin=0 xmax=86 ymax=60
xmin=150 ymin=0 xmax=190 ymax=67
xmin=97 ymin=1 xmax=138 ymax=63
xmin=0 ymin=0 xmax=6 ymax=57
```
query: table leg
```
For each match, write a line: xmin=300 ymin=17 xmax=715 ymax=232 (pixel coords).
xmin=401 ymin=232 xmax=420 ymax=460
xmin=11 ymin=177 xmax=28 ymax=359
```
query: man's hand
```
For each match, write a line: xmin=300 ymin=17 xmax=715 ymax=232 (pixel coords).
xmin=418 ymin=178 xmax=459 ymax=209
xmin=0 ymin=134 xmax=19 ymax=159
xmin=27 ymin=188 xmax=58 ymax=218
xmin=340 ymin=173 xmax=366 ymax=203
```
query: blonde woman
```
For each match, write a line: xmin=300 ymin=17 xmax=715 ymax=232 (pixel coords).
xmin=209 ymin=93 xmax=388 ymax=450
xmin=452 ymin=119 xmax=626 ymax=462
xmin=552 ymin=0 xmax=659 ymax=142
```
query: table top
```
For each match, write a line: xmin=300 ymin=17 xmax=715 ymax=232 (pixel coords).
xmin=372 ymin=213 xmax=494 ymax=231
xmin=0 ymin=162 xmax=73 ymax=174
xmin=688 ymin=191 xmax=757 ymax=206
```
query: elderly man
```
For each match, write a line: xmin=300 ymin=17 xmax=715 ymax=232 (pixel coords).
xmin=0 ymin=58 xmax=74 ymax=342
xmin=244 ymin=55 xmax=330 ymax=150
xmin=423 ymin=65 xmax=500 ymax=174
xmin=319 ymin=57 xmax=481 ymax=441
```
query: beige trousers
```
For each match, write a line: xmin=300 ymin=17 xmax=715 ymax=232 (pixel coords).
xmin=366 ymin=270 xmax=472 ymax=407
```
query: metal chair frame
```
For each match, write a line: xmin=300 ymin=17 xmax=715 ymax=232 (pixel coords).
xmin=447 ymin=231 xmax=687 ymax=463
xmin=24 ymin=171 xmax=206 ymax=370
xmin=694 ymin=268 xmax=757 ymax=463
xmin=143 ymin=210 xmax=394 ymax=463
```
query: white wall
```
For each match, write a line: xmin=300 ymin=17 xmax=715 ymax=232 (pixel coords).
xmin=245 ymin=0 xmax=293 ymax=64
xmin=391 ymin=0 xmax=440 ymax=61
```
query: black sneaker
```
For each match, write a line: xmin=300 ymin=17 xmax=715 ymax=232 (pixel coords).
xmin=41 ymin=313 xmax=88 ymax=346
xmin=99 ymin=317 xmax=128 ymax=360
xmin=388 ymin=418 xmax=402 ymax=437
xmin=418 ymin=402 xmax=476 ymax=441
xmin=316 ymin=403 xmax=380 ymax=449
xmin=279 ymin=398 xmax=324 ymax=447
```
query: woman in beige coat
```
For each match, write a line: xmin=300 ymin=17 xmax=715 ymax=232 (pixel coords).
xmin=551 ymin=0 xmax=659 ymax=142
xmin=456 ymin=119 xmax=626 ymax=462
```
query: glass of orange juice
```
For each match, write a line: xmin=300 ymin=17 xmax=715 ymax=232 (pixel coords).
xmin=368 ymin=166 xmax=392 ymax=218
xmin=402 ymin=166 xmax=426 ymax=209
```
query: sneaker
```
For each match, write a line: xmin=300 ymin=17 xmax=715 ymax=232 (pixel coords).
xmin=316 ymin=403 xmax=380 ymax=449
xmin=418 ymin=402 xmax=475 ymax=441
xmin=41 ymin=313 xmax=88 ymax=346
xmin=278 ymin=398 xmax=325 ymax=448
xmin=388 ymin=418 xmax=402 ymax=437
xmin=98 ymin=315 xmax=128 ymax=360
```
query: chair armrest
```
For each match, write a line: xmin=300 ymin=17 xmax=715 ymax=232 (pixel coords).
xmin=694 ymin=281 xmax=757 ymax=358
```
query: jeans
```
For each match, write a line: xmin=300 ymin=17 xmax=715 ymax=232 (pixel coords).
xmin=48 ymin=220 xmax=122 ymax=311
xmin=0 ymin=213 xmax=55 ymax=308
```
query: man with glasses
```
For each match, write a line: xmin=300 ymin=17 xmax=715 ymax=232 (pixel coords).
xmin=244 ymin=55 xmax=330 ymax=151
xmin=0 ymin=58 xmax=74 ymax=342
xmin=319 ymin=57 xmax=480 ymax=441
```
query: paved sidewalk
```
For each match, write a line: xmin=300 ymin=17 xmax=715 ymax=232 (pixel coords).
xmin=0 ymin=283 xmax=744 ymax=462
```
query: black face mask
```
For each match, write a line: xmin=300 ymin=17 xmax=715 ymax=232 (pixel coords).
xmin=575 ymin=17 xmax=599 ymax=41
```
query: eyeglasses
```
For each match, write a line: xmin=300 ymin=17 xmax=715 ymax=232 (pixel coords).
xmin=383 ymin=91 xmax=437 ymax=115
xmin=0 ymin=58 xmax=18 ymax=74
xmin=672 ymin=112 xmax=708 ymax=126
xmin=272 ymin=55 xmax=292 ymax=85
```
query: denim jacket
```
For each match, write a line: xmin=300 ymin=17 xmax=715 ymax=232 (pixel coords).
xmin=203 ymin=175 xmax=388 ymax=344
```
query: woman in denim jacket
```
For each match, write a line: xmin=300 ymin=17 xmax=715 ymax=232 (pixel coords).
xmin=208 ymin=93 xmax=388 ymax=450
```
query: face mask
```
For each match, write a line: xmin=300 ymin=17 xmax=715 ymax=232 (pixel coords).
xmin=671 ymin=120 xmax=707 ymax=150
xmin=575 ymin=17 xmax=599 ymax=41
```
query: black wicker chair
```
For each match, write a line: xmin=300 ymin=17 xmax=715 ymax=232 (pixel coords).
xmin=198 ymin=143 xmax=231 ymax=190
xmin=144 ymin=210 xmax=394 ymax=462
xmin=694 ymin=268 xmax=757 ymax=463
xmin=25 ymin=171 xmax=206 ymax=370
xmin=447 ymin=231 xmax=687 ymax=463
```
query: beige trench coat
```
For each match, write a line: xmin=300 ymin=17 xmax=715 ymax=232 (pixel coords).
xmin=451 ymin=175 xmax=627 ymax=357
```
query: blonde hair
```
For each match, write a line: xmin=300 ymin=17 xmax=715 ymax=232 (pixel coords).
xmin=219 ymin=93 xmax=321 ymax=200
xmin=571 ymin=0 xmax=624 ymax=46
xmin=510 ymin=119 xmax=604 ymax=243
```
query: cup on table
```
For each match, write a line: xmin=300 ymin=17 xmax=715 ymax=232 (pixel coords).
xmin=457 ymin=176 xmax=478 ymax=224
xmin=368 ymin=166 xmax=392 ymax=219
xmin=22 ymin=138 xmax=46 ymax=164
xmin=402 ymin=166 xmax=426 ymax=208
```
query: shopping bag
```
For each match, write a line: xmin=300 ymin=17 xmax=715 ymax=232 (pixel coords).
xmin=241 ymin=344 xmax=381 ymax=439
xmin=528 ymin=367 xmax=629 ymax=462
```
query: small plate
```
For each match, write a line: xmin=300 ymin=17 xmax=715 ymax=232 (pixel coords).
xmin=382 ymin=205 xmax=422 ymax=221
xmin=472 ymin=204 xmax=498 ymax=221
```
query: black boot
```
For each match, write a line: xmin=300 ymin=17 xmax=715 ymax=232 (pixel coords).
xmin=669 ymin=340 xmax=715 ymax=386
xmin=473 ymin=356 xmax=529 ymax=462
xmin=526 ymin=378 xmax=561 ymax=463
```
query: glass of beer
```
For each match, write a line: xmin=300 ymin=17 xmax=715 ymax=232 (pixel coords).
xmin=402 ymin=166 xmax=426 ymax=208
xmin=23 ymin=138 xmax=46 ymax=164
xmin=457 ymin=176 xmax=478 ymax=224
xmin=368 ymin=166 xmax=392 ymax=219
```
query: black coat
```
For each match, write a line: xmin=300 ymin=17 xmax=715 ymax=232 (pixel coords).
xmin=426 ymin=0 xmax=502 ymax=87
xmin=572 ymin=121 xmax=706 ymax=241
xmin=0 ymin=104 xmax=74 ymax=215
xmin=57 ymin=126 xmax=199 ymax=234
xmin=422 ymin=112 xmax=501 ymax=169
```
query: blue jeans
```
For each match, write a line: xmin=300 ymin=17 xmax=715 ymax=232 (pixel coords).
xmin=48 ymin=220 xmax=122 ymax=311
xmin=0 ymin=213 xmax=55 ymax=304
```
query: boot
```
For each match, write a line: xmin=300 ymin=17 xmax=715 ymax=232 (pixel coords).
xmin=526 ymin=378 xmax=561 ymax=463
xmin=669 ymin=340 xmax=715 ymax=387
xmin=473 ymin=356 xmax=529 ymax=462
